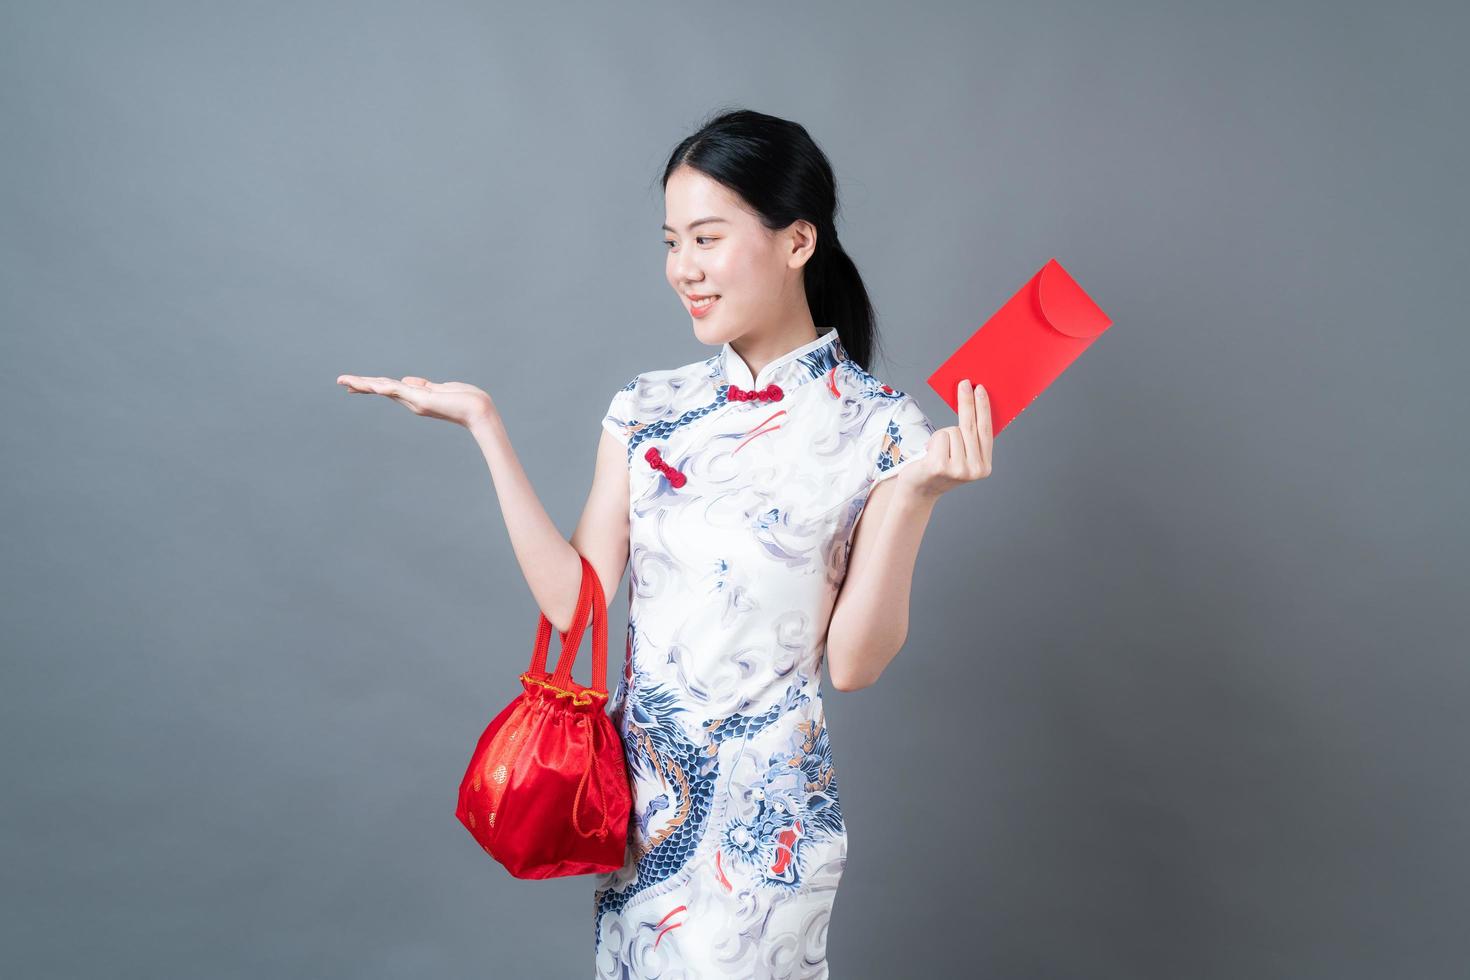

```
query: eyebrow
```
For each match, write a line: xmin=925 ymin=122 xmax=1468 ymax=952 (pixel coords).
xmin=661 ymin=217 xmax=729 ymax=233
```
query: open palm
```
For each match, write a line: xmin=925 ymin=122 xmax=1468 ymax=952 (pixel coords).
xmin=336 ymin=374 xmax=494 ymax=429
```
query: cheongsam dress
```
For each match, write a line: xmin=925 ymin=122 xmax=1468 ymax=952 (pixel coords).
xmin=592 ymin=327 xmax=937 ymax=979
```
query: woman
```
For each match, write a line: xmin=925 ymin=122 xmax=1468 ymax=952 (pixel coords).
xmin=338 ymin=107 xmax=991 ymax=977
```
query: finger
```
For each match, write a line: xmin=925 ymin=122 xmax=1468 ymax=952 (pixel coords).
xmin=351 ymin=376 xmax=420 ymax=407
xmin=956 ymin=380 xmax=980 ymax=467
xmin=948 ymin=428 xmax=963 ymax=470
xmin=974 ymin=383 xmax=993 ymax=468
xmin=924 ymin=430 xmax=938 ymax=470
xmin=387 ymin=380 xmax=427 ymax=411
xmin=401 ymin=376 xmax=434 ymax=388
xmin=936 ymin=428 xmax=958 ymax=472
xmin=338 ymin=375 xmax=376 ymax=393
xmin=348 ymin=377 xmax=394 ymax=396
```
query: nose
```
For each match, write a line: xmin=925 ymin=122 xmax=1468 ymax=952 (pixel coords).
xmin=671 ymin=243 xmax=702 ymax=285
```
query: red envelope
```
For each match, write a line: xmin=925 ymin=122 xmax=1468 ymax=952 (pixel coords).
xmin=927 ymin=258 xmax=1111 ymax=435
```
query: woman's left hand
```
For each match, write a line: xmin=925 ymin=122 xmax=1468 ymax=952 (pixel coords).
xmin=896 ymin=380 xmax=993 ymax=500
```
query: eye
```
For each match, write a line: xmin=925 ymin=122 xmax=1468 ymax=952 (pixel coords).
xmin=662 ymin=237 xmax=715 ymax=250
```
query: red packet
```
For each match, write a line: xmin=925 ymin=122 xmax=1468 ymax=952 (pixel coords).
xmin=927 ymin=258 xmax=1112 ymax=435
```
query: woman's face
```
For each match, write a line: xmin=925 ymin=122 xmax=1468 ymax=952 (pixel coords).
xmin=663 ymin=165 xmax=814 ymax=347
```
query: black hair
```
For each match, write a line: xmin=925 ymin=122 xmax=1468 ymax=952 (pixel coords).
xmin=658 ymin=107 xmax=882 ymax=371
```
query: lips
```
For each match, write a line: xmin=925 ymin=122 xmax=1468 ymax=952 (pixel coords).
xmin=688 ymin=294 xmax=721 ymax=317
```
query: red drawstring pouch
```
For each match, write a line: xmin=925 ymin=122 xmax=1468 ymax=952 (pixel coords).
xmin=455 ymin=554 xmax=632 ymax=878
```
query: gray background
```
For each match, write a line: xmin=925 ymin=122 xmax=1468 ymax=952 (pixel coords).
xmin=3 ymin=1 xmax=1466 ymax=977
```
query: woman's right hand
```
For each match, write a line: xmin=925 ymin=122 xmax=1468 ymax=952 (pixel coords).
xmin=336 ymin=374 xmax=496 ymax=430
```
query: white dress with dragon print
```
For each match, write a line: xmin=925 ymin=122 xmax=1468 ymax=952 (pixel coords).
xmin=593 ymin=328 xmax=935 ymax=979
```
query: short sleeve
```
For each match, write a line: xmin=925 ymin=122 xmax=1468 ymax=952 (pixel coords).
xmin=601 ymin=375 xmax=640 ymax=445
xmin=869 ymin=392 xmax=937 ymax=485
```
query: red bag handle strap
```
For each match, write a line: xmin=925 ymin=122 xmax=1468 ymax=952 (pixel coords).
xmin=527 ymin=553 xmax=608 ymax=696
xmin=528 ymin=555 xmax=592 ymax=676
xmin=551 ymin=555 xmax=607 ymax=693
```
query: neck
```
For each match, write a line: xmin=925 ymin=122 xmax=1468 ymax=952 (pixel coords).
xmin=726 ymin=322 xmax=822 ymax=382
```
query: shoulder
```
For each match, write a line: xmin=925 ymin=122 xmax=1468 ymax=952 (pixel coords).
xmin=611 ymin=351 xmax=721 ymax=396
xmin=834 ymin=360 xmax=938 ymax=481
xmin=606 ymin=353 xmax=721 ymax=411
xmin=834 ymin=359 xmax=923 ymax=422
xmin=601 ymin=352 xmax=722 ymax=448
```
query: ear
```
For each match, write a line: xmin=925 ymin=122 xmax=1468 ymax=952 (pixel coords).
xmin=785 ymin=218 xmax=818 ymax=270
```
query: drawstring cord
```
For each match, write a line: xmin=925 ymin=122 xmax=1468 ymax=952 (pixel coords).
xmin=571 ymin=716 xmax=609 ymax=840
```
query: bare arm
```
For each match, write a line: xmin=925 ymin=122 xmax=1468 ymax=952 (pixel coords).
xmin=468 ymin=412 xmax=630 ymax=634
xmin=825 ymin=478 xmax=937 ymax=691
xmin=825 ymin=380 xmax=993 ymax=691
xmin=336 ymin=372 xmax=630 ymax=638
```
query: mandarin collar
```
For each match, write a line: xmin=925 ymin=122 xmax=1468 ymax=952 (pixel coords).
xmin=719 ymin=328 xmax=847 ymax=394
